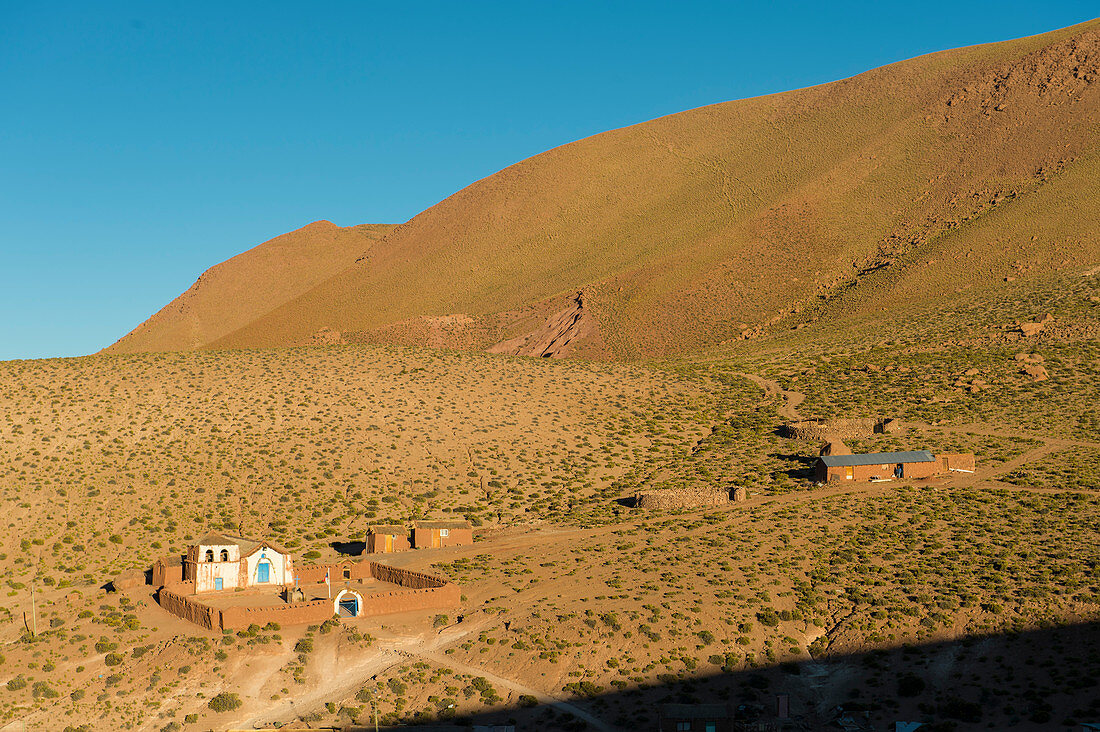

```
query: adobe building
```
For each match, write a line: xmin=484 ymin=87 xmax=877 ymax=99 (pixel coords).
xmin=151 ymin=539 xmax=461 ymax=631
xmin=658 ymin=703 xmax=733 ymax=732
xmin=367 ymin=524 xmax=411 ymax=553
xmin=939 ymin=453 xmax=976 ymax=473
xmin=151 ymin=554 xmax=183 ymax=587
xmin=412 ymin=520 xmax=473 ymax=549
xmin=816 ymin=450 xmax=975 ymax=482
xmin=183 ymin=532 xmax=293 ymax=593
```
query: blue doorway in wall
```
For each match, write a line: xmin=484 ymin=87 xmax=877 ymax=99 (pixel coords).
xmin=257 ymin=561 xmax=270 ymax=583
xmin=214 ymin=577 xmax=223 ymax=591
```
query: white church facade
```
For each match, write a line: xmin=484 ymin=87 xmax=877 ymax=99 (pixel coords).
xmin=183 ymin=532 xmax=294 ymax=593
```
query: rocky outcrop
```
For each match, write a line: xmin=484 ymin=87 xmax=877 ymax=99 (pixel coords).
xmin=489 ymin=292 xmax=597 ymax=358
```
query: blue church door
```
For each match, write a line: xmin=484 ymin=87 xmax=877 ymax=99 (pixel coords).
xmin=257 ymin=561 xmax=270 ymax=583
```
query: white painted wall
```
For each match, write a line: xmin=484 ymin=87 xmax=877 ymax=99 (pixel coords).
xmin=194 ymin=542 xmax=242 ymax=593
xmin=244 ymin=546 xmax=290 ymax=587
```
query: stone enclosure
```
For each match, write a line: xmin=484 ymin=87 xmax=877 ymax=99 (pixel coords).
xmin=784 ymin=417 xmax=902 ymax=441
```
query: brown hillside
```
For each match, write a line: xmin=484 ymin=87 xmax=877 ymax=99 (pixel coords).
xmin=116 ymin=20 xmax=1100 ymax=358
xmin=103 ymin=221 xmax=394 ymax=354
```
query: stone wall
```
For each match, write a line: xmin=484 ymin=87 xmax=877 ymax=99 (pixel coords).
xmin=634 ymin=486 xmax=730 ymax=510
xmin=784 ymin=417 xmax=897 ymax=441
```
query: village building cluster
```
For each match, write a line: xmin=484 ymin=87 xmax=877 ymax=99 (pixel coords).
xmin=147 ymin=520 xmax=471 ymax=631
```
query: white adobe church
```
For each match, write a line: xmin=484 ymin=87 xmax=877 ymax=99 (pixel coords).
xmin=183 ymin=532 xmax=294 ymax=593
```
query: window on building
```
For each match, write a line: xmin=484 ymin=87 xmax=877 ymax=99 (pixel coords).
xmin=343 ymin=568 xmax=351 ymax=580
xmin=676 ymin=723 xmax=691 ymax=732
xmin=204 ymin=549 xmax=214 ymax=562
xmin=219 ymin=549 xmax=229 ymax=562
xmin=440 ymin=528 xmax=450 ymax=537
xmin=706 ymin=723 xmax=716 ymax=732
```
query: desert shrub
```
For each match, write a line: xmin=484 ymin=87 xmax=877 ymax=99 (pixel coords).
xmin=7 ymin=676 xmax=27 ymax=691
xmin=32 ymin=681 xmax=59 ymax=698
xmin=104 ymin=652 xmax=124 ymax=666
xmin=898 ymin=673 xmax=926 ymax=697
xmin=518 ymin=694 xmax=538 ymax=707
xmin=208 ymin=692 xmax=242 ymax=712
xmin=938 ymin=697 xmax=981 ymax=723
xmin=756 ymin=608 xmax=780 ymax=627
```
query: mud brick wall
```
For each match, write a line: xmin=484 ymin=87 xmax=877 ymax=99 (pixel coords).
xmin=939 ymin=453 xmax=977 ymax=472
xmin=360 ymin=583 xmax=461 ymax=617
xmin=219 ymin=599 xmax=333 ymax=631
xmin=369 ymin=562 xmax=448 ymax=588
xmin=157 ymin=588 xmax=218 ymax=631
xmin=297 ymin=558 xmax=374 ymax=584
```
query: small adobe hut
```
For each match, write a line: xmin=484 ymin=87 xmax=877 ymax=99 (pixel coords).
xmin=412 ymin=520 xmax=473 ymax=549
xmin=366 ymin=524 xmax=410 ymax=553
xmin=151 ymin=555 xmax=183 ymax=587
xmin=183 ymin=533 xmax=293 ymax=593
xmin=938 ymin=453 xmax=977 ymax=473
xmin=819 ymin=439 xmax=851 ymax=456
xmin=658 ymin=703 xmax=733 ymax=732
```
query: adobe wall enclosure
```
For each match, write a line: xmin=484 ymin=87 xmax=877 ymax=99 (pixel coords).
xmin=154 ymin=558 xmax=458 ymax=631
xmin=785 ymin=417 xmax=899 ymax=441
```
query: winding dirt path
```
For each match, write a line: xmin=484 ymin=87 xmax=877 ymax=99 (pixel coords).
xmin=403 ymin=648 xmax=617 ymax=732
xmin=736 ymin=371 xmax=804 ymax=420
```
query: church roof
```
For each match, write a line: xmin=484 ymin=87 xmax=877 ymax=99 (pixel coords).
xmin=194 ymin=532 xmax=287 ymax=556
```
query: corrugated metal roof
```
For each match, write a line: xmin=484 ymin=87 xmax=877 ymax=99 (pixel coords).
xmin=820 ymin=450 xmax=934 ymax=467
xmin=659 ymin=703 xmax=730 ymax=719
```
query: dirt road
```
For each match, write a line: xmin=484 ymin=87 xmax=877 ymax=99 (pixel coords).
xmin=736 ymin=371 xmax=804 ymax=420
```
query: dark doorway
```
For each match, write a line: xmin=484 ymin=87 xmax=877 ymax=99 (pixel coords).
xmin=338 ymin=596 xmax=359 ymax=617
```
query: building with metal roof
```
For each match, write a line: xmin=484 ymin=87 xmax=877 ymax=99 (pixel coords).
xmin=816 ymin=450 xmax=942 ymax=482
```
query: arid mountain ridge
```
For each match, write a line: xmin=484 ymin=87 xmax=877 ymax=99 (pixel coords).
xmin=105 ymin=19 xmax=1100 ymax=360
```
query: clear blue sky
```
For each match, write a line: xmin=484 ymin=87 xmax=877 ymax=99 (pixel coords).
xmin=1 ymin=2 xmax=1095 ymax=360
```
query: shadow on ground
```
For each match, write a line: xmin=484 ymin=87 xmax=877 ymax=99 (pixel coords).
xmin=334 ymin=620 xmax=1099 ymax=731
xmin=331 ymin=540 xmax=366 ymax=556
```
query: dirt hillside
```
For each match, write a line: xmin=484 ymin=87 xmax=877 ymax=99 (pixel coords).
xmin=110 ymin=20 xmax=1100 ymax=359
xmin=103 ymin=221 xmax=394 ymax=354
